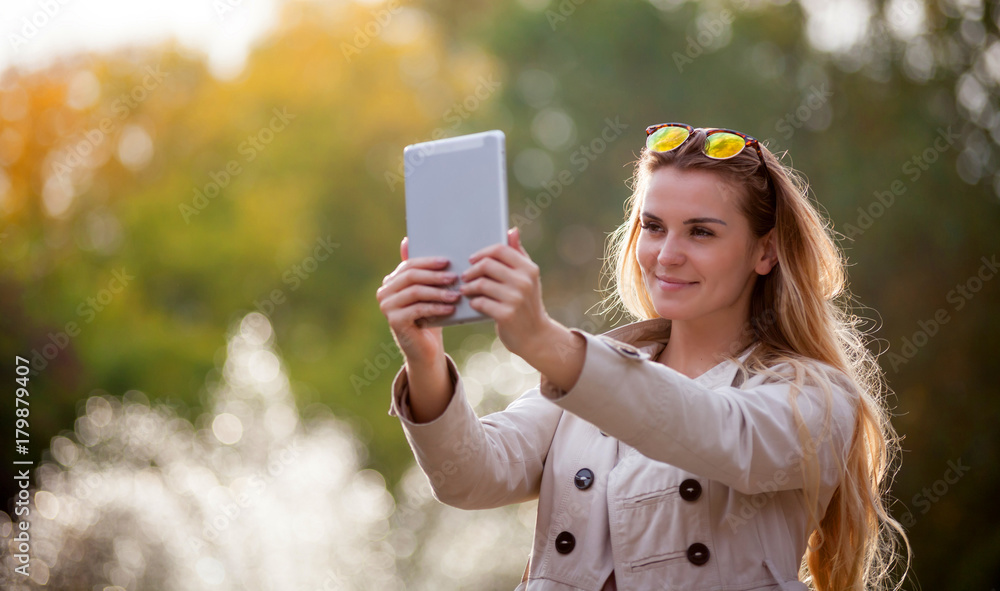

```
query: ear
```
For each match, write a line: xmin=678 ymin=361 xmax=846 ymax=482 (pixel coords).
xmin=754 ymin=228 xmax=778 ymax=276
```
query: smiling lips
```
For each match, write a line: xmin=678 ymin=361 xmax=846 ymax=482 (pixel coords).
xmin=656 ymin=276 xmax=697 ymax=291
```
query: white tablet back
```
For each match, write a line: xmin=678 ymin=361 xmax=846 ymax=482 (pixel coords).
xmin=404 ymin=130 xmax=508 ymax=327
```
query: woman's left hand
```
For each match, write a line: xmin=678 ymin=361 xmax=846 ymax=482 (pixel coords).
xmin=460 ymin=226 xmax=552 ymax=357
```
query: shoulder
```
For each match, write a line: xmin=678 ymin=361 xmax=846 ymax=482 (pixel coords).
xmin=749 ymin=355 xmax=856 ymax=392
xmin=745 ymin=355 xmax=861 ymax=421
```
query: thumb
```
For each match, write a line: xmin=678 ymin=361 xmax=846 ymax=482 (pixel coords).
xmin=509 ymin=226 xmax=527 ymax=254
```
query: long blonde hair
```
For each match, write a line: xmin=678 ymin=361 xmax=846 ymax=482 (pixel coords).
xmin=595 ymin=130 xmax=911 ymax=590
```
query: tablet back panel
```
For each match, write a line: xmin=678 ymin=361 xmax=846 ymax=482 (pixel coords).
xmin=404 ymin=130 xmax=508 ymax=327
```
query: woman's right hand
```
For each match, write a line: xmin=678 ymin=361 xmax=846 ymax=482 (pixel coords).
xmin=376 ymin=236 xmax=460 ymax=363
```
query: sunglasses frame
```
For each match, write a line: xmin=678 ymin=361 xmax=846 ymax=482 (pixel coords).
xmin=644 ymin=122 xmax=775 ymax=197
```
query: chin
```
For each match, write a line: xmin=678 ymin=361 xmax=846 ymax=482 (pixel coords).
xmin=649 ymin=299 xmax=695 ymax=321
xmin=654 ymin=307 xmax=696 ymax=321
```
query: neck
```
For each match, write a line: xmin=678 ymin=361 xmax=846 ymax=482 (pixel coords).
xmin=658 ymin=311 xmax=753 ymax=379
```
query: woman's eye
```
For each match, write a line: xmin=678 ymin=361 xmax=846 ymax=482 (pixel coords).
xmin=640 ymin=222 xmax=713 ymax=237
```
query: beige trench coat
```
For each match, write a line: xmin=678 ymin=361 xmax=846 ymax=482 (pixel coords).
xmin=388 ymin=317 xmax=857 ymax=590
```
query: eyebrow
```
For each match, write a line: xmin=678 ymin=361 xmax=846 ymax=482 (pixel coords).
xmin=641 ymin=212 xmax=727 ymax=226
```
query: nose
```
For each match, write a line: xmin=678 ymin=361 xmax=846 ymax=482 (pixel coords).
xmin=657 ymin=232 xmax=686 ymax=267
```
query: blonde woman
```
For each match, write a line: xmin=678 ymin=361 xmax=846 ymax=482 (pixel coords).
xmin=376 ymin=123 xmax=910 ymax=590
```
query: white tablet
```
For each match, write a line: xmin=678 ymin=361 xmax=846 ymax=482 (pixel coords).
xmin=404 ymin=129 xmax=509 ymax=327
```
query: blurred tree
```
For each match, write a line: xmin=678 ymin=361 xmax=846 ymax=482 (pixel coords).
xmin=0 ymin=0 xmax=507 ymax=513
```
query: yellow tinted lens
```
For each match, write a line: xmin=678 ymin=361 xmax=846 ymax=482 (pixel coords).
xmin=704 ymin=132 xmax=747 ymax=159
xmin=647 ymin=126 xmax=690 ymax=152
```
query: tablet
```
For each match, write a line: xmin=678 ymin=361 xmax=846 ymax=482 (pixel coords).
xmin=404 ymin=129 xmax=509 ymax=327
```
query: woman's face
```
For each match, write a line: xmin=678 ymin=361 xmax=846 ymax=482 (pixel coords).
xmin=636 ymin=166 xmax=775 ymax=324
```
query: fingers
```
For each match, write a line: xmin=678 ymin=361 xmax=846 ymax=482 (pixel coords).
xmin=381 ymin=282 xmax=459 ymax=329
xmin=377 ymin=261 xmax=459 ymax=322
xmin=467 ymin=292 xmax=500 ymax=319
xmin=460 ymin=231 xmax=538 ymax=317
xmin=460 ymin=257 xmax=526 ymax=297
xmin=381 ymin=254 xmax=451 ymax=286
xmin=461 ymin=273 xmax=519 ymax=307
xmin=378 ymin=264 xmax=455 ymax=300
xmin=469 ymin=228 xmax=534 ymax=270
xmin=390 ymin=297 xmax=457 ymax=328
xmin=465 ymin=247 xmax=538 ymax=287
xmin=382 ymin=228 xmax=532 ymax=330
xmin=508 ymin=226 xmax=528 ymax=256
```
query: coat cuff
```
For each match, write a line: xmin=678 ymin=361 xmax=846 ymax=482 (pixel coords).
xmin=386 ymin=352 xmax=497 ymax=496
xmin=387 ymin=353 xmax=465 ymax=427
xmin=388 ymin=350 xmax=565 ymax=510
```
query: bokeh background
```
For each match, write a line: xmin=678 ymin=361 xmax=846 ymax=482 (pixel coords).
xmin=1 ymin=0 xmax=998 ymax=588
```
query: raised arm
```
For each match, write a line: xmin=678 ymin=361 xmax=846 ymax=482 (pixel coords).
xmin=388 ymin=352 xmax=563 ymax=510
xmin=537 ymin=328 xmax=858 ymax=503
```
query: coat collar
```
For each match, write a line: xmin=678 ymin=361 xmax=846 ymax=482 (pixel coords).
xmin=598 ymin=317 xmax=758 ymax=389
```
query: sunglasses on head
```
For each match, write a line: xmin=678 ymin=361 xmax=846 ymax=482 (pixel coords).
xmin=644 ymin=122 xmax=775 ymax=195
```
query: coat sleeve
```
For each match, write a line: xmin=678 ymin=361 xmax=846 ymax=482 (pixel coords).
xmin=388 ymin=352 xmax=563 ymax=510
xmin=539 ymin=328 xmax=858 ymax=500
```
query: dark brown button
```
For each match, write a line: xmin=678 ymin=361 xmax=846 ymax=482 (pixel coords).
xmin=686 ymin=542 xmax=710 ymax=566
xmin=574 ymin=468 xmax=595 ymax=490
xmin=679 ymin=479 xmax=702 ymax=501
xmin=600 ymin=337 xmax=646 ymax=359
xmin=555 ymin=531 xmax=576 ymax=554
xmin=613 ymin=343 xmax=645 ymax=359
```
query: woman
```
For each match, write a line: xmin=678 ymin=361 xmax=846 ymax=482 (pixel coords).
xmin=376 ymin=123 xmax=910 ymax=590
